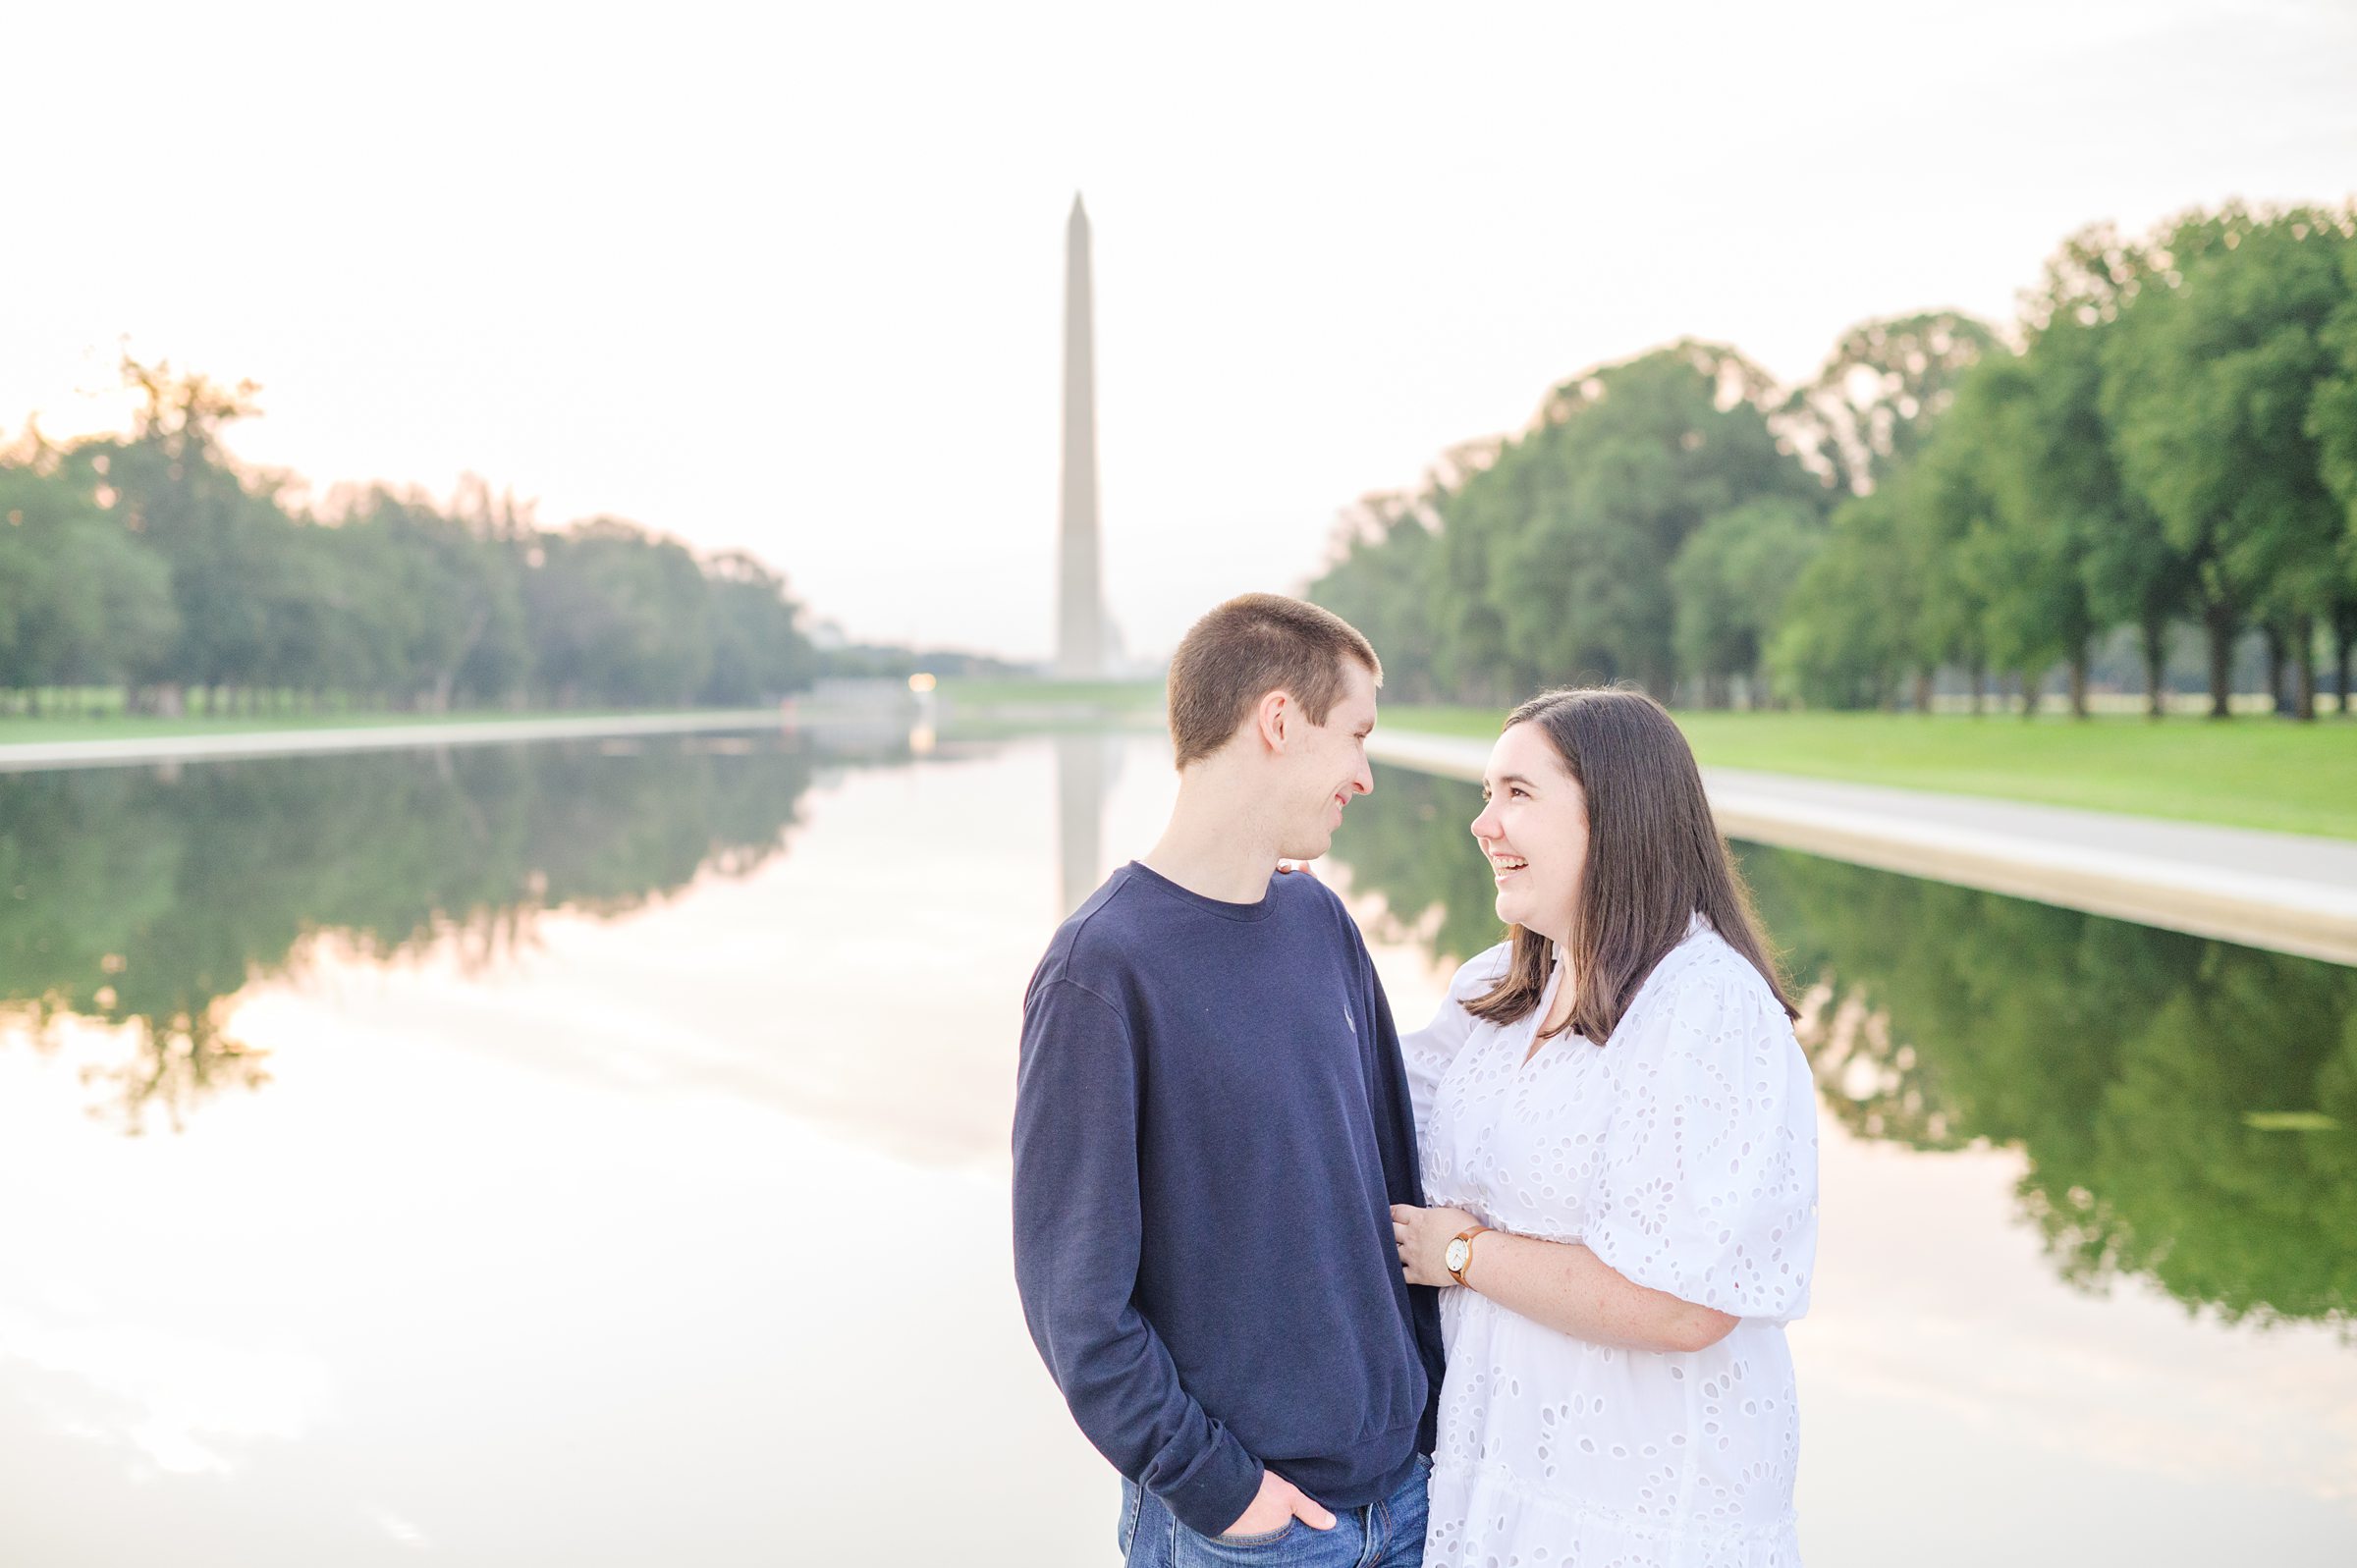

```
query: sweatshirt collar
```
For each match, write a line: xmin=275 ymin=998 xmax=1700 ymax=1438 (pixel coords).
xmin=1123 ymin=860 xmax=1280 ymax=922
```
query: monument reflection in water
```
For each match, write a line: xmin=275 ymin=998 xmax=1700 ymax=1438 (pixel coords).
xmin=0 ymin=730 xmax=2350 ymax=1565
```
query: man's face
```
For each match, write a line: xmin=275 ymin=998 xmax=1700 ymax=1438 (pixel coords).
xmin=1276 ymin=659 xmax=1378 ymax=861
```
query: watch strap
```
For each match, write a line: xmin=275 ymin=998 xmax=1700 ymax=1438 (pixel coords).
xmin=1447 ymin=1224 xmax=1493 ymax=1287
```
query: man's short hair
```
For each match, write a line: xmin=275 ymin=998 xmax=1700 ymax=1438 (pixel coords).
xmin=1166 ymin=594 xmax=1382 ymax=769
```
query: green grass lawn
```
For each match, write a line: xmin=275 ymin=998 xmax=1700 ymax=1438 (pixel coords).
xmin=1382 ymin=704 xmax=2357 ymax=840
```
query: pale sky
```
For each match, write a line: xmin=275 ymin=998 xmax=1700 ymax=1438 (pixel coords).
xmin=5 ymin=1 xmax=2354 ymax=665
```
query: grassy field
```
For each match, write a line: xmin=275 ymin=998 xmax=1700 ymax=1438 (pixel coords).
xmin=1382 ymin=704 xmax=2357 ymax=841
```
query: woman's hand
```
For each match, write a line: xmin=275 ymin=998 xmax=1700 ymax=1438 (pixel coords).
xmin=1391 ymin=1202 xmax=1483 ymax=1287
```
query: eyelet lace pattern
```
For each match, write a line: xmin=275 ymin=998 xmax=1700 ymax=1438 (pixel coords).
xmin=1401 ymin=925 xmax=1820 ymax=1567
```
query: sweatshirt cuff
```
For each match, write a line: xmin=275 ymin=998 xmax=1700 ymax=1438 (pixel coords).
xmin=1156 ymin=1429 xmax=1265 ymax=1539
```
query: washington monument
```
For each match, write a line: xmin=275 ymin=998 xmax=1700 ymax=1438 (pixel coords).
xmin=1056 ymin=193 xmax=1106 ymax=677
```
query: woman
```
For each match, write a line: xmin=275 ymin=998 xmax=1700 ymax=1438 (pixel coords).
xmin=1390 ymin=688 xmax=1819 ymax=1567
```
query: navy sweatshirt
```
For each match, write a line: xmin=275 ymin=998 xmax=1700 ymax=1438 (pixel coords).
xmin=1012 ymin=861 xmax=1446 ymax=1538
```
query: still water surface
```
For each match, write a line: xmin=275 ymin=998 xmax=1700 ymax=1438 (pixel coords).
xmin=1 ymin=730 xmax=2351 ymax=1565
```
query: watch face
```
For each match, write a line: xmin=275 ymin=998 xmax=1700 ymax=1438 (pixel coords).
xmin=1445 ymin=1238 xmax=1469 ymax=1274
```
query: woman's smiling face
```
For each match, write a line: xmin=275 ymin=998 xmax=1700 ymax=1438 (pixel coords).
xmin=1471 ymin=720 xmax=1590 ymax=946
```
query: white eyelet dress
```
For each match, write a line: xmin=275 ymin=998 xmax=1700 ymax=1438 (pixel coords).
xmin=1403 ymin=918 xmax=1819 ymax=1568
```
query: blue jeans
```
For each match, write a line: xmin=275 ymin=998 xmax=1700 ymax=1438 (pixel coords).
xmin=1118 ymin=1453 xmax=1430 ymax=1568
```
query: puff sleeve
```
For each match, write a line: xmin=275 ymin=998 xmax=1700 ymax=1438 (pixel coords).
xmin=1582 ymin=951 xmax=1819 ymax=1323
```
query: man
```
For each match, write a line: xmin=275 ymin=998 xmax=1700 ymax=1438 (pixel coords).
xmin=1014 ymin=593 xmax=1445 ymax=1566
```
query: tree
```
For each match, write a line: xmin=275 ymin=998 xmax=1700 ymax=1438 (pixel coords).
xmin=328 ymin=484 xmax=530 ymax=709
xmin=1767 ymin=489 xmax=1917 ymax=709
xmin=699 ymin=550 xmax=815 ymax=704
xmin=1476 ymin=342 xmax=1817 ymax=698
xmin=0 ymin=460 xmax=176 ymax=702
xmin=1779 ymin=310 xmax=2001 ymax=497
xmin=525 ymin=518 xmax=715 ymax=707
xmin=0 ymin=358 xmax=826 ymax=718
xmin=1670 ymin=497 xmax=1825 ymax=707
xmin=68 ymin=359 xmax=297 ymax=712
xmin=2104 ymin=206 xmax=2355 ymax=719
xmin=1310 ymin=490 xmax=1444 ymax=702
xmin=1770 ymin=313 xmax=2001 ymax=713
xmin=1934 ymin=351 xmax=2104 ymax=716
xmin=1903 ymin=411 xmax=2002 ymax=712
xmin=2306 ymin=233 xmax=2357 ymax=716
xmin=1425 ymin=439 xmax=1526 ymax=703
xmin=2012 ymin=228 xmax=2196 ymax=718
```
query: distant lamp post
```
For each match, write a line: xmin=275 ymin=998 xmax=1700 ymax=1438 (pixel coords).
xmin=907 ymin=672 xmax=939 ymax=753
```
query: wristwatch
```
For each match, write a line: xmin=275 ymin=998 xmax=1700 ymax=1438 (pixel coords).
xmin=1444 ymin=1225 xmax=1492 ymax=1287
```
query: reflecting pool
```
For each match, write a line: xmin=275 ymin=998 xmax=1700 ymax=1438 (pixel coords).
xmin=1 ymin=730 xmax=2350 ymax=1565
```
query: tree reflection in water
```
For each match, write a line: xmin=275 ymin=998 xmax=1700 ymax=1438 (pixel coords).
xmin=1334 ymin=763 xmax=2357 ymax=1329
xmin=0 ymin=733 xmax=840 ymax=1134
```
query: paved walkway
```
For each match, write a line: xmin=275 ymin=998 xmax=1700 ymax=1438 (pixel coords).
xmin=1366 ymin=729 xmax=2357 ymax=968
xmin=0 ymin=710 xmax=790 ymax=774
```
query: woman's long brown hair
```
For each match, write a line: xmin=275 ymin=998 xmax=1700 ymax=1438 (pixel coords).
xmin=1465 ymin=687 xmax=1798 ymax=1044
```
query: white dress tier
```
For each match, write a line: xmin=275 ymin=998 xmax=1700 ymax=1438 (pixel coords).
xmin=1404 ymin=920 xmax=1819 ymax=1568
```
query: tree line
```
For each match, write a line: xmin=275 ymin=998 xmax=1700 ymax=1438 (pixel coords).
xmin=0 ymin=362 xmax=817 ymax=715
xmin=1311 ymin=202 xmax=2357 ymax=720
